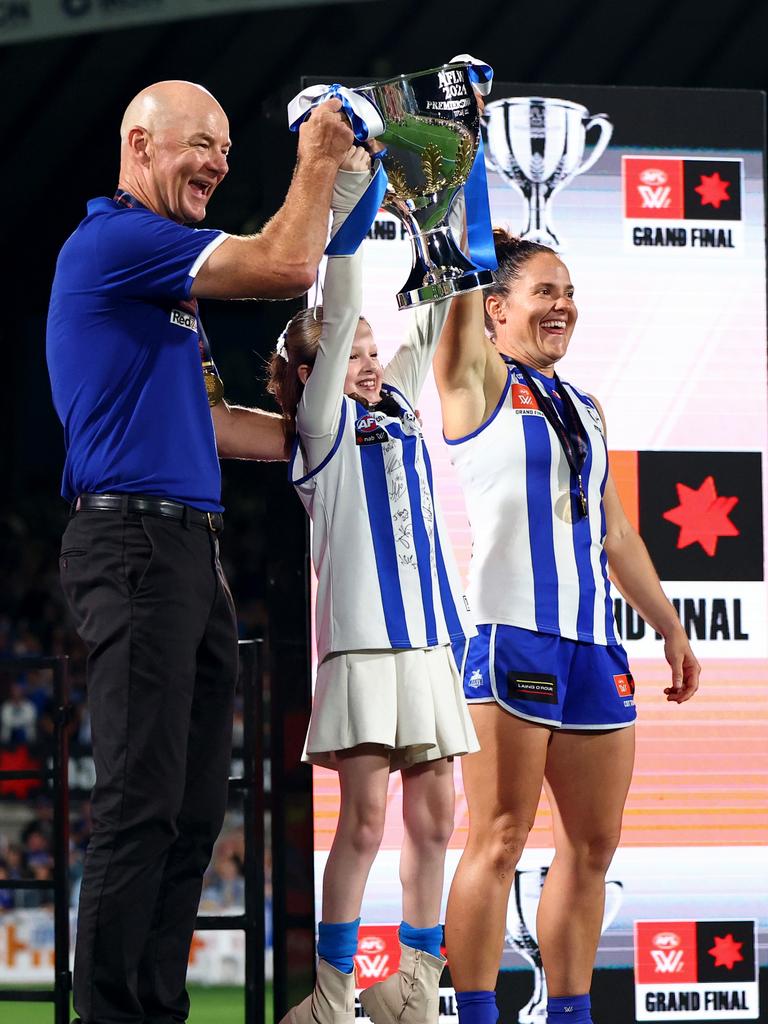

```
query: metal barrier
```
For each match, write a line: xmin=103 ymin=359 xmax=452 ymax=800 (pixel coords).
xmin=0 ymin=640 xmax=266 ymax=1024
xmin=0 ymin=655 xmax=72 ymax=1024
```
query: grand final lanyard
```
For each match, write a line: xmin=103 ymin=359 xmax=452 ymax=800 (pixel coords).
xmin=502 ymin=356 xmax=590 ymax=518
xmin=113 ymin=189 xmax=224 ymax=406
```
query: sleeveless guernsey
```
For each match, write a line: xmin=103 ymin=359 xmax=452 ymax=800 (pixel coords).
xmin=447 ymin=363 xmax=619 ymax=646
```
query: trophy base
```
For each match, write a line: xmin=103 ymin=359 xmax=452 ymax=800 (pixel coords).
xmin=396 ymin=269 xmax=494 ymax=310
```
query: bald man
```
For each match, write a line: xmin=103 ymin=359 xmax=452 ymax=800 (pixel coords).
xmin=46 ymin=81 xmax=353 ymax=1024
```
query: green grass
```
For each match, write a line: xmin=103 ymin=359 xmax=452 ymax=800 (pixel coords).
xmin=0 ymin=984 xmax=272 ymax=1024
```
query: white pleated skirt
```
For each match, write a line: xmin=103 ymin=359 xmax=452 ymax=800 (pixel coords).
xmin=302 ymin=644 xmax=480 ymax=772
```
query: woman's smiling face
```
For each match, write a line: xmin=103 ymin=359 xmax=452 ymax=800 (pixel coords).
xmin=489 ymin=251 xmax=578 ymax=372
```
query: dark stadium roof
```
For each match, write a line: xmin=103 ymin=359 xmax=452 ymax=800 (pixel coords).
xmin=5 ymin=0 xmax=767 ymax=308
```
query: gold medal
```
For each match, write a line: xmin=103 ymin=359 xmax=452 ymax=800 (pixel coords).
xmin=202 ymin=364 xmax=225 ymax=407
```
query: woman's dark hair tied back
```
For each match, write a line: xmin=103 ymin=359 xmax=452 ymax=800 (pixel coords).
xmin=484 ymin=228 xmax=557 ymax=337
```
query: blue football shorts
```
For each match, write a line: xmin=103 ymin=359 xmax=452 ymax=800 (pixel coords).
xmin=453 ymin=623 xmax=637 ymax=730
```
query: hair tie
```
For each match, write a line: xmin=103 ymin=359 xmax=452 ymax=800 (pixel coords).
xmin=275 ymin=317 xmax=294 ymax=361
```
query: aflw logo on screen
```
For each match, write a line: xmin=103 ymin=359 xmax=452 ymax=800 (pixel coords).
xmin=635 ymin=920 xmax=756 ymax=985
xmin=623 ymin=157 xmax=743 ymax=219
xmin=634 ymin=920 xmax=759 ymax=1021
xmin=623 ymin=156 xmax=743 ymax=251
xmin=354 ymin=926 xmax=400 ymax=989
xmin=649 ymin=931 xmax=684 ymax=973
xmin=636 ymin=168 xmax=673 ymax=209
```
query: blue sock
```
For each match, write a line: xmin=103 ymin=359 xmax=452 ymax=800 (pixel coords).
xmin=455 ymin=990 xmax=499 ymax=1024
xmin=317 ymin=918 xmax=360 ymax=975
xmin=547 ymin=994 xmax=592 ymax=1024
xmin=399 ymin=920 xmax=443 ymax=959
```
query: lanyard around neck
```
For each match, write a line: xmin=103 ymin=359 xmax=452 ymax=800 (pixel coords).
xmin=504 ymin=357 xmax=589 ymax=518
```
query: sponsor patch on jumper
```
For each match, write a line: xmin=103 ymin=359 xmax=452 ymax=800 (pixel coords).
xmin=506 ymin=671 xmax=558 ymax=704
xmin=355 ymin=412 xmax=390 ymax=446
xmin=614 ymin=673 xmax=635 ymax=698
xmin=170 ymin=308 xmax=198 ymax=332
xmin=511 ymin=383 xmax=543 ymax=415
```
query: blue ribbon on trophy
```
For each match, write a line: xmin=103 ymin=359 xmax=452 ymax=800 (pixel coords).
xmin=288 ymin=84 xmax=388 ymax=257
xmin=451 ymin=54 xmax=498 ymax=272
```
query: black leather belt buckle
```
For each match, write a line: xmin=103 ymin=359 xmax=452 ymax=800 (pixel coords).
xmin=74 ymin=493 xmax=223 ymax=532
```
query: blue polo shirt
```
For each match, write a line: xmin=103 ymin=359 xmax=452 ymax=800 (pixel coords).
xmin=46 ymin=197 xmax=229 ymax=512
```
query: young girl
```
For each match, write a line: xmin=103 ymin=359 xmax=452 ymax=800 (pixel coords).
xmin=268 ymin=147 xmax=478 ymax=1024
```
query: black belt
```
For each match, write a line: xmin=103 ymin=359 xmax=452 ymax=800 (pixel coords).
xmin=73 ymin=493 xmax=223 ymax=532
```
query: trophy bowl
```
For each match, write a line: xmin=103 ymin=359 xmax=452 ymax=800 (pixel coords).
xmin=358 ymin=63 xmax=495 ymax=309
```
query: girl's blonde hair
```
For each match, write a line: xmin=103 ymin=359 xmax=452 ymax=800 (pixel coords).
xmin=266 ymin=307 xmax=368 ymax=445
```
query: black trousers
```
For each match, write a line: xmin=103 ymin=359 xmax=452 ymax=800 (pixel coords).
xmin=60 ymin=510 xmax=238 ymax=1024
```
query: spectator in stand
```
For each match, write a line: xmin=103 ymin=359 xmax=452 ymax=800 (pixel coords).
xmin=20 ymin=852 xmax=54 ymax=910
xmin=0 ymin=682 xmax=37 ymax=745
xmin=0 ymin=860 xmax=14 ymax=911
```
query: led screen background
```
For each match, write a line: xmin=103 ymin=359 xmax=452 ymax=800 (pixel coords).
xmin=309 ymin=82 xmax=768 ymax=980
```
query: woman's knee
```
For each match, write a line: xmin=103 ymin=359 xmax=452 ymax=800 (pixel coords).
xmin=558 ymin=830 xmax=622 ymax=876
xmin=470 ymin=815 xmax=532 ymax=877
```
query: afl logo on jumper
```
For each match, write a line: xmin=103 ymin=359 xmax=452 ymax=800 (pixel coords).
xmin=355 ymin=412 xmax=390 ymax=446
xmin=512 ymin=383 xmax=543 ymax=415
xmin=170 ymin=308 xmax=198 ymax=332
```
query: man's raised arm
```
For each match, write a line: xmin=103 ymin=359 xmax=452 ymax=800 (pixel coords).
xmin=193 ymin=100 xmax=353 ymax=300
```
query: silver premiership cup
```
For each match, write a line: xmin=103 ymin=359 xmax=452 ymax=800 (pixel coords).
xmin=505 ymin=867 xmax=623 ymax=1023
xmin=483 ymin=97 xmax=613 ymax=249
xmin=358 ymin=63 xmax=495 ymax=309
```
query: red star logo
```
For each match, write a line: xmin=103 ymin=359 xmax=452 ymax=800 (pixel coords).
xmin=662 ymin=475 xmax=739 ymax=556
xmin=0 ymin=745 xmax=42 ymax=799
xmin=708 ymin=933 xmax=744 ymax=970
xmin=694 ymin=172 xmax=731 ymax=209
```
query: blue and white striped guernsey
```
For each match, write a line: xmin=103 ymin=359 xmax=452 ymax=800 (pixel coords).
xmin=447 ymin=363 xmax=619 ymax=646
xmin=291 ymin=384 xmax=475 ymax=663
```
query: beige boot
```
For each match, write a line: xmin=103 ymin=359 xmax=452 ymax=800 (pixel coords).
xmin=359 ymin=941 xmax=446 ymax=1024
xmin=278 ymin=959 xmax=357 ymax=1024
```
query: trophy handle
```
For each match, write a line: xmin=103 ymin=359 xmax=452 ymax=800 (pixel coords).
xmin=576 ymin=113 xmax=613 ymax=176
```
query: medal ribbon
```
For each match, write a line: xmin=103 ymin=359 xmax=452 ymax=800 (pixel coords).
xmin=503 ymin=357 xmax=590 ymax=518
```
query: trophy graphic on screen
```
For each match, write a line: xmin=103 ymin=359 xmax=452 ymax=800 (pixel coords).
xmin=505 ymin=867 xmax=623 ymax=1023
xmin=482 ymin=97 xmax=613 ymax=248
